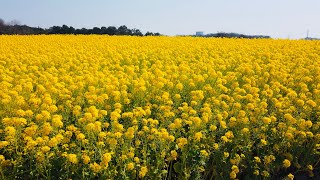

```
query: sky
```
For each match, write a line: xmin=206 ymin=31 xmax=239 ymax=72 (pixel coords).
xmin=0 ymin=0 xmax=320 ymax=39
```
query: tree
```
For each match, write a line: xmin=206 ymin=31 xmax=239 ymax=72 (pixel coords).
xmin=132 ymin=28 xmax=143 ymax=36
xmin=106 ymin=26 xmax=117 ymax=35
xmin=145 ymin=31 xmax=154 ymax=36
xmin=68 ymin=26 xmax=75 ymax=34
xmin=0 ymin=18 xmax=5 ymax=34
xmin=61 ymin=25 xmax=70 ymax=34
xmin=49 ymin=26 xmax=62 ymax=34
xmin=118 ymin=25 xmax=132 ymax=35
xmin=79 ymin=28 xmax=89 ymax=34
xmin=92 ymin=27 xmax=101 ymax=34
xmin=0 ymin=18 xmax=162 ymax=36
xmin=0 ymin=18 xmax=5 ymax=27
xmin=101 ymin=26 xmax=107 ymax=34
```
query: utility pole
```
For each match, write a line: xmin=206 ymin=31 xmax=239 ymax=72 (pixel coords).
xmin=307 ymin=29 xmax=309 ymax=39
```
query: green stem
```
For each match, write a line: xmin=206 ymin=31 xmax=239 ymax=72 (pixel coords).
xmin=0 ymin=167 xmax=5 ymax=180
xmin=168 ymin=160 xmax=173 ymax=180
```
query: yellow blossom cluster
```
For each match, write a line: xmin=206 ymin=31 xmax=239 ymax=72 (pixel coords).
xmin=0 ymin=35 xmax=320 ymax=179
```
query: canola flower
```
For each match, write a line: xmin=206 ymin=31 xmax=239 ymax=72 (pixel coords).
xmin=0 ymin=35 xmax=320 ymax=179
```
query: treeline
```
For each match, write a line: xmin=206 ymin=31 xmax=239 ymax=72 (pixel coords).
xmin=0 ymin=18 xmax=161 ymax=36
xmin=196 ymin=32 xmax=270 ymax=39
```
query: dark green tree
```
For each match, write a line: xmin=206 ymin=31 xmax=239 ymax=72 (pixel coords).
xmin=92 ymin=27 xmax=101 ymax=34
xmin=106 ymin=26 xmax=117 ymax=35
xmin=118 ymin=25 xmax=132 ymax=35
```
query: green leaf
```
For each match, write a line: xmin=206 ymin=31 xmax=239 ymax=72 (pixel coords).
xmin=173 ymin=162 xmax=183 ymax=174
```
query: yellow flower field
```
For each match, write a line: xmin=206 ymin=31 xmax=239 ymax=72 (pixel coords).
xmin=0 ymin=35 xmax=320 ymax=179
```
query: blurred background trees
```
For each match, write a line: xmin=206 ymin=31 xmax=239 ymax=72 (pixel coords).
xmin=0 ymin=18 xmax=161 ymax=36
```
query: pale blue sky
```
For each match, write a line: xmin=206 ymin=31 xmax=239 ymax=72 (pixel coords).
xmin=0 ymin=0 xmax=319 ymax=38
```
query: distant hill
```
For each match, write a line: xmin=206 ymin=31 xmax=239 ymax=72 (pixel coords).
xmin=195 ymin=32 xmax=271 ymax=39
xmin=304 ymin=37 xmax=320 ymax=40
